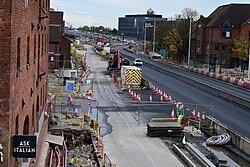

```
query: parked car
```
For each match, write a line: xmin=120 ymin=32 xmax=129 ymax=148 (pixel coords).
xmin=121 ymin=58 xmax=130 ymax=66
xmin=133 ymin=59 xmax=143 ymax=66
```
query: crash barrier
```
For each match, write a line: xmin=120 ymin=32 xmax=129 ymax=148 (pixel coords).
xmin=206 ymin=133 xmax=231 ymax=146
xmin=205 ymin=115 xmax=250 ymax=156
xmin=181 ymin=65 xmax=250 ymax=90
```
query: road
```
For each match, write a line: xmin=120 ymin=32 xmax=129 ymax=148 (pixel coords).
xmin=85 ymin=45 xmax=184 ymax=167
xmin=118 ymin=47 xmax=250 ymax=139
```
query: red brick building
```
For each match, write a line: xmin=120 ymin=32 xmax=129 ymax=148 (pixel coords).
xmin=0 ymin=0 xmax=49 ymax=166
xmin=192 ymin=4 xmax=250 ymax=69
xmin=49 ymin=10 xmax=71 ymax=69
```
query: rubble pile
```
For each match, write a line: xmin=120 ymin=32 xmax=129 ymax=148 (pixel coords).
xmin=67 ymin=132 xmax=99 ymax=167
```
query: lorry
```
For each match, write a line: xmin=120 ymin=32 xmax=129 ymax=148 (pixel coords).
xmin=121 ymin=66 xmax=142 ymax=88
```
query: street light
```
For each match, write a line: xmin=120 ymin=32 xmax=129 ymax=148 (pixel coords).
xmin=248 ymin=37 xmax=250 ymax=79
xmin=153 ymin=20 xmax=156 ymax=52
xmin=188 ymin=17 xmax=192 ymax=66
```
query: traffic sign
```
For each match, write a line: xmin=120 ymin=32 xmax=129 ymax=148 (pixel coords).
xmin=176 ymin=102 xmax=184 ymax=110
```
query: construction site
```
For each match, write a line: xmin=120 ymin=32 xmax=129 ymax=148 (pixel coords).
xmin=44 ymin=43 xmax=250 ymax=167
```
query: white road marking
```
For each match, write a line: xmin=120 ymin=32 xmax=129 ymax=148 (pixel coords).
xmin=113 ymin=102 xmax=117 ymax=109
xmin=186 ymin=108 xmax=190 ymax=111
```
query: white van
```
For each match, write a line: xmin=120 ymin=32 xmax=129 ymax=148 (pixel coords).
xmin=148 ymin=52 xmax=163 ymax=60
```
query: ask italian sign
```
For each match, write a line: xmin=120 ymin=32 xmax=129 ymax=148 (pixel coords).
xmin=12 ymin=135 xmax=37 ymax=158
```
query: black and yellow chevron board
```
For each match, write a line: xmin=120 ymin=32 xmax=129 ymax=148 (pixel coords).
xmin=125 ymin=69 xmax=142 ymax=84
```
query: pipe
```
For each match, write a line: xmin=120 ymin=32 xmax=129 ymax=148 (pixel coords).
xmin=49 ymin=149 xmax=54 ymax=167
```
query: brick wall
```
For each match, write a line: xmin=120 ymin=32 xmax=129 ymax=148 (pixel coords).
xmin=0 ymin=0 xmax=50 ymax=166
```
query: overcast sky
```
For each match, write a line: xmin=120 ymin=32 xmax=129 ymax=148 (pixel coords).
xmin=50 ymin=0 xmax=250 ymax=29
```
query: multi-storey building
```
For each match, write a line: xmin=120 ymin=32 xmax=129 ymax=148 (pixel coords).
xmin=0 ymin=0 xmax=50 ymax=166
xmin=192 ymin=4 xmax=250 ymax=69
xmin=118 ymin=9 xmax=167 ymax=40
xmin=49 ymin=9 xmax=71 ymax=69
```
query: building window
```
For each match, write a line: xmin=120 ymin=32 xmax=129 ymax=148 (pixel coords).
xmin=27 ymin=36 xmax=30 ymax=68
xmin=24 ymin=0 xmax=29 ymax=9
xmin=17 ymin=37 xmax=21 ymax=77
xmin=34 ymin=35 xmax=36 ymax=63
xmin=221 ymin=22 xmax=231 ymax=38
xmin=49 ymin=56 xmax=54 ymax=62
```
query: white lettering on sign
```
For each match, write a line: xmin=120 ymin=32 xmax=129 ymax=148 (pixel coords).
xmin=13 ymin=148 xmax=35 ymax=153
xmin=19 ymin=141 xmax=30 ymax=146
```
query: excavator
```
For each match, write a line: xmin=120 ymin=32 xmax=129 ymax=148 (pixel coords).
xmin=107 ymin=48 xmax=121 ymax=73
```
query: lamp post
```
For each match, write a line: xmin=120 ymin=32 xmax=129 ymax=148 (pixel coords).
xmin=144 ymin=23 xmax=147 ymax=53
xmin=248 ymin=38 xmax=250 ymax=79
xmin=153 ymin=20 xmax=156 ymax=52
xmin=188 ymin=17 xmax=192 ymax=66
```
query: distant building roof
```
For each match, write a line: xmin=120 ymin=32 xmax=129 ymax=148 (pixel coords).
xmin=206 ymin=3 xmax=250 ymax=27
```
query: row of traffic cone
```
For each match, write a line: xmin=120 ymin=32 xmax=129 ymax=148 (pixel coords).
xmin=151 ymin=85 xmax=173 ymax=102
xmin=191 ymin=109 xmax=206 ymax=124
xmin=148 ymin=93 xmax=173 ymax=102
xmin=128 ymin=88 xmax=141 ymax=103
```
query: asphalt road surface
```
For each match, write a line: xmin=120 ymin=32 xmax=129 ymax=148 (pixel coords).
xmin=119 ymin=47 xmax=250 ymax=139
xmin=85 ymin=45 xmax=184 ymax=167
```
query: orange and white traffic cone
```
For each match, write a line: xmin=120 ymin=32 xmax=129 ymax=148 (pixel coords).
xmin=168 ymin=94 xmax=173 ymax=102
xmin=201 ymin=112 xmax=206 ymax=124
xmin=163 ymin=92 xmax=167 ymax=101
xmin=170 ymin=108 xmax=175 ymax=119
xmin=196 ymin=111 xmax=201 ymax=121
xmin=137 ymin=95 xmax=141 ymax=103
xmin=69 ymin=94 xmax=73 ymax=104
xmin=128 ymin=88 xmax=131 ymax=95
xmin=152 ymin=85 xmax=155 ymax=92
xmin=149 ymin=94 xmax=152 ymax=102
xmin=191 ymin=109 xmax=196 ymax=119
xmin=155 ymin=87 xmax=158 ymax=94
xmin=134 ymin=92 xmax=137 ymax=100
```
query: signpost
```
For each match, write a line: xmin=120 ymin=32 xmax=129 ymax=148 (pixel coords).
xmin=66 ymin=80 xmax=75 ymax=92
xmin=12 ymin=135 xmax=36 ymax=158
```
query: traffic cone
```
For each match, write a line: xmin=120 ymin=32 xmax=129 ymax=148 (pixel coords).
xmin=69 ymin=95 xmax=73 ymax=105
xmin=127 ymin=83 xmax=130 ymax=90
xmin=149 ymin=94 xmax=152 ymax=102
xmin=163 ymin=92 xmax=167 ymax=101
xmin=197 ymin=111 xmax=201 ymax=121
xmin=160 ymin=95 xmax=163 ymax=102
xmin=131 ymin=90 xmax=134 ymax=97
xmin=128 ymin=88 xmax=131 ymax=95
xmin=152 ymin=85 xmax=155 ymax=92
xmin=191 ymin=109 xmax=196 ymax=119
xmin=155 ymin=87 xmax=158 ymax=94
xmin=82 ymin=92 xmax=86 ymax=99
xmin=158 ymin=89 xmax=161 ymax=95
xmin=134 ymin=92 xmax=137 ymax=100
xmin=201 ymin=112 xmax=206 ymax=124
xmin=168 ymin=94 xmax=173 ymax=102
xmin=137 ymin=95 xmax=141 ymax=103
xmin=170 ymin=108 xmax=175 ymax=119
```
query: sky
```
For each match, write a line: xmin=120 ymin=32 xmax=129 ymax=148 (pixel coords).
xmin=50 ymin=0 xmax=250 ymax=29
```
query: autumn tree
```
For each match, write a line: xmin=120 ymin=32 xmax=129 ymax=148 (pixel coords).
xmin=164 ymin=28 xmax=183 ymax=62
xmin=232 ymin=34 xmax=249 ymax=75
xmin=213 ymin=40 xmax=232 ymax=74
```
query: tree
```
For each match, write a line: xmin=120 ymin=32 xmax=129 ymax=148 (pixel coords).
xmin=212 ymin=38 xmax=232 ymax=74
xmin=82 ymin=25 xmax=90 ymax=31
xmin=164 ymin=28 xmax=183 ymax=62
xmin=111 ymin=28 xmax=118 ymax=35
xmin=181 ymin=8 xmax=199 ymax=21
xmin=232 ymin=34 xmax=249 ymax=75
